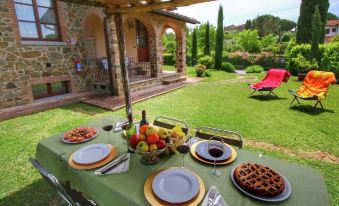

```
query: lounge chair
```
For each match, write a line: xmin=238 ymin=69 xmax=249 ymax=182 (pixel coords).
xmin=289 ymin=70 xmax=337 ymax=109
xmin=249 ymin=68 xmax=291 ymax=97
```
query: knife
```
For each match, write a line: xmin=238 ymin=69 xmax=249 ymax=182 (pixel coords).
xmin=100 ymin=157 xmax=129 ymax=174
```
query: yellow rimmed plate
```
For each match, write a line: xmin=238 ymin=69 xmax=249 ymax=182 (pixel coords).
xmin=144 ymin=168 xmax=205 ymax=206
xmin=190 ymin=140 xmax=237 ymax=165
xmin=68 ymin=144 xmax=118 ymax=170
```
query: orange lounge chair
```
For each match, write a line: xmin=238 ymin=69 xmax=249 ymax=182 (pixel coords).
xmin=289 ymin=70 xmax=337 ymax=109
xmin=249 ymin=68 xmax=291 ymax=97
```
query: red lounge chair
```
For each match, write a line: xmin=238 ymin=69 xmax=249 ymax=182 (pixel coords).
xmin=249 ymin=68 xmax=291 ymax=97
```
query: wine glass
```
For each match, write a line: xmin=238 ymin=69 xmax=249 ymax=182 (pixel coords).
xmin=176 ymin=144 xmax=190 ymax=168
xmin=102 ymin=118 xmax=113 ymax=144
xmin=207 ymin=135 xmax=225 ymax=177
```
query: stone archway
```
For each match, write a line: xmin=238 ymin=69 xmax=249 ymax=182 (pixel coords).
xmin=160 ymin=23 xmax=185 ymax=73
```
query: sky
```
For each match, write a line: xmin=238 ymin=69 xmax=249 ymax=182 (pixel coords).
xmin=176 ymin=0 xmax=339 ymax=27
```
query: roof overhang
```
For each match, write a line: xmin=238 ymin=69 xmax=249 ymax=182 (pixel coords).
xmin=58 ymin=0 xmax=215 ymax=14
xmin=152 ymin=10 xmax=200 ymax=24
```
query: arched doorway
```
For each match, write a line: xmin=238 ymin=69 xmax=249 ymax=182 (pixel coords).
xmin=162 ymin=27 xmax=176 ymax=72
xmin=160 ymin=24 xmax=184 ymax=74
xmin=123 ymin=17 xmax=156 ymax=82
xmin=84 ymin=13 xmax=109 ymax=91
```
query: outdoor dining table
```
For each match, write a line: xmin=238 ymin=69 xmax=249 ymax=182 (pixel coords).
xmin=35 ymin=116 xmax=330 ymax=206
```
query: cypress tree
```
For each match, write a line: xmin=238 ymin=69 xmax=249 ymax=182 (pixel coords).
xmin=192 ymin=28 xmax=197 ymax=66
xmin=311 ymin=5 xmax=321 ymax=61
xmin=296 ymin=0 xmax=329 ymax=44
xmin=204 ymin=21 xmax=211 ymax=55
xmin=245 ymin=20 xmax=252 ymax=30
xmin=215 ymin=5 xmax=224 ymax=70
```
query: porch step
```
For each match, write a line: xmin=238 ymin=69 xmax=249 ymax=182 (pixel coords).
xmin=162 ymin=75 xmax=187 ymax=85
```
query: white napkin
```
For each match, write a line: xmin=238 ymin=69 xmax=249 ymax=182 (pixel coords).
xmin=184 ymin=136 xmax=200 ymax=146
xmin=113 ymin=121 xmax=126 ymax=132
xmin=94 ymin=153 xmax=130 ymax=175
xmin=201 ymin=186 xmax=228 ymax=206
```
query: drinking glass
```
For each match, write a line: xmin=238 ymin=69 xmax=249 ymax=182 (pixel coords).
xmin=102 ymin=118 xmax=114 ymax=144
xmin=207 ymin=136 xmax=225 ymax=177
xmin=176 ymin=144 xmax=190 ymax=168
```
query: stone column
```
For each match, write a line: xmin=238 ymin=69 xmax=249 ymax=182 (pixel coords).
xmin=107 ymin=15 xmax=124 ymax=96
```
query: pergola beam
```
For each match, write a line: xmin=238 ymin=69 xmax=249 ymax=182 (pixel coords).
xmin=106 ymin=0 xmax=215 ymax=14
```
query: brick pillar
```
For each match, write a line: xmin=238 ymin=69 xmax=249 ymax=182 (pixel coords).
xmin=154 ymin=30 xmax=163 ymax=78
xmin=107 ymin=15 xmax=124 ymax=96
xmin=176 ymin=28 xmax=186 ymax=74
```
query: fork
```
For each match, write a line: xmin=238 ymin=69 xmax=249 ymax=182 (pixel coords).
xmin=208 ymin=189 xmax=216 ymax=206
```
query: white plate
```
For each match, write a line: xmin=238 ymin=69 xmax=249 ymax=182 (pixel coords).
xmin=230 ymin=165 xmax=292 ymax=202
xmin=152 ymin=168 xmax=200 ymax=203
xmin=72 ymin=144 xmax=111 ymax=165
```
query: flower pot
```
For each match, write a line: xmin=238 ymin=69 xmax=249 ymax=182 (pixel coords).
xmin=298 ymin=73 xmax=307 ymax=81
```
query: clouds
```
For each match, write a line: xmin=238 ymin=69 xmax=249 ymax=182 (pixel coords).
xmin=176 ymin=0 xmax=339 ymax=27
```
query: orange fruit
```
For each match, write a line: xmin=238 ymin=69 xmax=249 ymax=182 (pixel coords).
xmin=139 ymin=125 xmax=149 ymax=135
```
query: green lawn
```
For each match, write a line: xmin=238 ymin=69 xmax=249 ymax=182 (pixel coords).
xmin=0 ymin=71 xmax=338 ymax=206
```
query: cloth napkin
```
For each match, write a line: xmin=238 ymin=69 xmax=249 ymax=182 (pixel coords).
xmin=184 ymin=136 xmax=200 ymax=146
xmin=94 ymin=153 xmax=130 ymax=175
xmin=113 ymin=121 xmax=126 ymax=132
xmin=201 ymin=186 xmax=228 ymax=206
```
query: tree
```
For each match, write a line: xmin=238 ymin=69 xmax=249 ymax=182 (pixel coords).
xmin=311 ymin=5 xmax=321 ymax=61
xmin=192 ymin=28 xmax=197 ymax=66
xmin=237 ymin=29 xmax=261 ymax=52
xmin=296 ymin=0 xmax=329 ymax=44
xmin=245 ymin=19 xmax=252 ymax=30
xmin=215 ymin=5 xmax=224 ymax=70
xmin=204 ymin=21 xmax=211 ymax=55
xmin=277 ymin=19 xmax=297 ymax=42
xmin=327 ymin=12 xmax=338 ymax=20
xmin=252 ymin=15 xmax=280 ymax=37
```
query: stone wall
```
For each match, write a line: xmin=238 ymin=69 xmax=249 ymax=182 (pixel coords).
xmin=0 ymin=0 xmax=188 ymax=109
xmin=0 ymin=1 xmax=106 ymax=109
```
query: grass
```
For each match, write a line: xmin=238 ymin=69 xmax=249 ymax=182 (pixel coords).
xmin=0 ymin=71 xmax=338 ymax=206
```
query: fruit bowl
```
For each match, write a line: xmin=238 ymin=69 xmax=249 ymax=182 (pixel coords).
xmin=136 ymin=146 xmax=168 ymax=165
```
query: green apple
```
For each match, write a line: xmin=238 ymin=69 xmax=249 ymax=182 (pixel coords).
xmin=158 ymin=128 xmax=170 ymax=140
xmin=137 ymin=141 xmax=149 ymax=152
xmin=146 ymin=125 xmax=159 ymax=136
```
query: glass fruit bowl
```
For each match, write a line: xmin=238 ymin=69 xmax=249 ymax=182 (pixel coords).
xmin=136 ymin=145 xmax=168 ymax=165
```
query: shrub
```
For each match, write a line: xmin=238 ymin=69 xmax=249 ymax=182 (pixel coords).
xmin=290 ymin=54 xmax=318 ymax=74
xmin=237 ymin=29 xmax=261 ymax=52
xmin=221 ymin=62 xmax=235 ymax=73
xmin=320 ymin=42 xmax=339 ymax=78
xmin=254 ymin=52 xmax=273 ymax=70
xmin=330 ymin=35 xmax=339 ymax=43
xmin=204 ymin=70 xmax=212 ymax=77
xmin=245 ymin=65 xmax=264 ymax=73
xmin=227 ymin=51 xmax=251 ymax=67
xmin=163 ymin=53 xmax=176 ymax=65
xmin=198 ymin=55 xmax=214 ymax=69
xmin=195 ymin=64 xmax=206 ymax=77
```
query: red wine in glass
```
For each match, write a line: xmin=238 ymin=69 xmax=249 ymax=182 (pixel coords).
xmin=177 ymin=145 xmax=190 ymax=168
xmin=208 ymin=147 xmax=224 ymax=158
xmin=103 ymin=125 xmax=113 ymax=132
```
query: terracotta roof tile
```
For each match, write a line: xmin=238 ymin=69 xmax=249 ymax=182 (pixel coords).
xmin=326 ymin=20 xmax=339 ymax=26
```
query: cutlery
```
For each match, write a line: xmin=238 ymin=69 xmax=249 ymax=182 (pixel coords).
xmin=213 ymin=194 xmax=221 ymax=206
xmin=208 ymin=189 xmax=216 ymax=206
xmin=100 ymin=157 xmax=129 ymax=174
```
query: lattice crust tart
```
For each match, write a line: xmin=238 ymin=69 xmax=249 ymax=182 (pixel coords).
xmin=233 ymin=163 xmax=285 ymax=197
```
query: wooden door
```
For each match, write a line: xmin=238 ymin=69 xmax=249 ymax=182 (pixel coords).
xmin=136 ymin=20 xmax=149 ymax=62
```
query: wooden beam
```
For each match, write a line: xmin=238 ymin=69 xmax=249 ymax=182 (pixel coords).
xmin=106 ymin=0 xmax=215 ymax=14
xmin=113 ymin=13 xmax=133 ymax=116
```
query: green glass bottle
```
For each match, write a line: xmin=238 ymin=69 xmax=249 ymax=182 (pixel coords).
xmin=126 ymin=114 xmax=136 ymax=153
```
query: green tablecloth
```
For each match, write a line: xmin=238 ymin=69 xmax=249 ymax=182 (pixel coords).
xmin=35 ymin=117 xmax=330 ymax=206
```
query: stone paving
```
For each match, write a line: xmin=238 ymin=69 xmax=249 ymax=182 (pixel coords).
xmin=81 ymin=77 xmax=204 ymax=110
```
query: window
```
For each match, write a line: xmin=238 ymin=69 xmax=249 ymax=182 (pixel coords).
xmin=32 ymin=81 xmax=68 ymax=99
xmin=326 ymin=29 xmax=330 ymax=34
xmin=332 ymin=28 xmax=337 ymax=33
xmin=14 ymin=0 xmax=60 ymax=40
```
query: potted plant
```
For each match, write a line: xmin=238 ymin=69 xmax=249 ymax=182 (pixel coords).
xmin=195 ymin=64 xmax=206 ymax=77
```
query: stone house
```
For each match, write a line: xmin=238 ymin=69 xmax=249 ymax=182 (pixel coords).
xmin=0 ymin=0 xmax=200 ymax=109
xmin=325 ymin=19 xmax=339 ymax=43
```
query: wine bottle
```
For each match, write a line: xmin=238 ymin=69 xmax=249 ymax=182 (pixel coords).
xmin=139 ymin=110 xmax=149 ymax=126
xmin=126 ymin=114 xmax=136 ymax=153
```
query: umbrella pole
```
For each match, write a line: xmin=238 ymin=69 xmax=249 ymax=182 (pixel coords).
xmin=114 ymin=13 xmax=132 ymax=116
